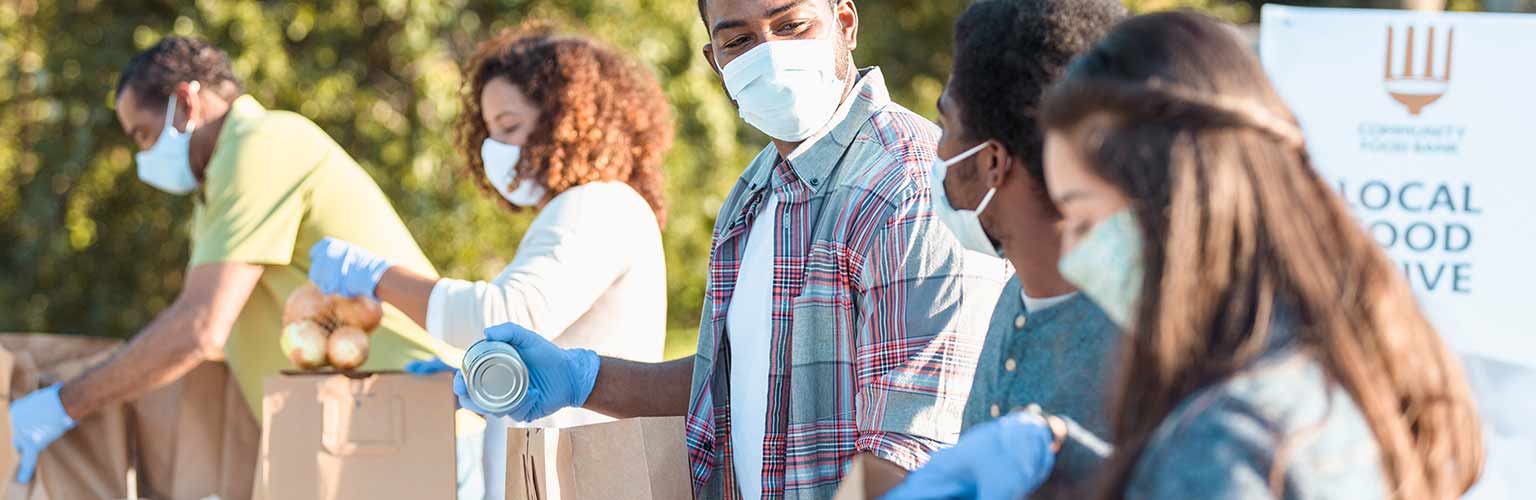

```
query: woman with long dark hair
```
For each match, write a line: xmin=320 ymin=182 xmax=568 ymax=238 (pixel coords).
xmin=940 ymin=11 xmax=1485 ymax=499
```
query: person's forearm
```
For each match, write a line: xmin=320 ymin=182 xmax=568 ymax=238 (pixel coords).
xmin=856 ymin=452 xmax=909 ymax=497
xmin=583 ymin=356 xmax=693 ymax=418
xmin=375 ymin=265 xmax=438 ymax=328
xmin=57 ymin=303 xmax=217 ymax=420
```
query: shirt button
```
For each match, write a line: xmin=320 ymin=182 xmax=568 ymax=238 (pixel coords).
xmin=1013 ymin=314 xmax=1027 ymax=330
xmin=1005 ymin=359 xmax=1017 ymax=372
xmin=990 ymin=404 xmax=1001 ymax=418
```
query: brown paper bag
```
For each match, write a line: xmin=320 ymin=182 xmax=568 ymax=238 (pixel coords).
xmin=254 ymin=371 xmax=458 ymax=500
xmin=133 ymin=361 xmax=259 ymax=500
xmin=0 ymin=334 xmax=259 ymax=500
xmin=0 ymin=334 xmax=131 ymax=500
xmin=506 ymin=417 xmax=688 ymax=500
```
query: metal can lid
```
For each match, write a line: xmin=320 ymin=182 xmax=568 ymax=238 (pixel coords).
xmin=462 ymin=340 xmax=528 ymax=414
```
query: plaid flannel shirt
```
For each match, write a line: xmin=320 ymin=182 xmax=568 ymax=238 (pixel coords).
xmin=685 ymin=68 xmax=1009 ymax=500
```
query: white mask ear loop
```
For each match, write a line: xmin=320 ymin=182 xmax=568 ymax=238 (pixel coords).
xmin=942 ymin=141 xmax=992 ymax=201
xmin=967 ymin=142 xmax=998 ymax=214
xmin=974 ymin=187 xmax=997 ymax=214
xmin=946 ymin=142 xmax=989 ymax=165
xmin=165 ymin=81 xmax=202 ymax=135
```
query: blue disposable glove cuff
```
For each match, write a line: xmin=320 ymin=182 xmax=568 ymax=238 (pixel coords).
xmin=308 ymin=237 xmax=393 ymax=299
xmin=350 ymin=259 xmax=392 ymax=301
xmin=567 ymin=348 xmax=601 ymax=407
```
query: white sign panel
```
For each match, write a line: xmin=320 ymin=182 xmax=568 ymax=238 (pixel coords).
xmin=1261 ymin=5 xmax=1536 ymax=366
xmin=1261 ymin=6 xmax=1536 ymax=499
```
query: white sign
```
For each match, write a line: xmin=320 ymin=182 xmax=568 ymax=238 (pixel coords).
xmin=1261 ymin=5 xmax=1536 ymax=367
xmin=1261 ymin=6 xmax=1536 ymax=499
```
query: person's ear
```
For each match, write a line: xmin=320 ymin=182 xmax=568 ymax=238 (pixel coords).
xmin=979 ymin=140 xmax=1013 ymax=190
xmin=703 ymin=44 xmax=722 ymax=77
xmin=833 ymin=0 xmax=858 ymax=51
xmin=177 ymin=81 xmax=203 ymax=129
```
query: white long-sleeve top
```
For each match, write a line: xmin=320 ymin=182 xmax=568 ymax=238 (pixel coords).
xmin=426 ymin=180 xmax=667 ymax=427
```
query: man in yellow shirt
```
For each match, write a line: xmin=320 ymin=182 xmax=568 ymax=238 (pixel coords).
xmin=7 ymin=36 xmax=478 ymax=494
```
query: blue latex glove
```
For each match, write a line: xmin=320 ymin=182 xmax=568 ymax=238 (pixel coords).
xmin=880 ymin=411 xmax=1056 ymax=500
xmin=405 ymin=357 xmax=455 ymax=375
xmin=451 ymin=323 xmax=600 ymax=422
xmin=404 ymin=358 xmax=468 ymax=411
xmin=308 ymin=237 xmax=393 ymax=299
xmin=9 ymin=384 xmax=77 ymax=483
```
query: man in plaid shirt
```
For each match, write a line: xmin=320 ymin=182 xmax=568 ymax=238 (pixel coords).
xmin=446 ymin=0 xmax=1006 ymax=498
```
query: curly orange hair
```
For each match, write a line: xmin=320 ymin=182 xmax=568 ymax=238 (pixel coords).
xmin=456 ymin=26 xmax=673 ymax=226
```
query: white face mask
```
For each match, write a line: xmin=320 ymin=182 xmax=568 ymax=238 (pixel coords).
xmin=135 ymin=83 xmax=201 ymax=195
xmin=1058 ymin=209 xmax=1145 ymax=330
xmin=719 ymin=38 xmax=845 ymax=142
xmin=930 ymin=142 xmax=999 ymax=257
xmin=480 ymin=138 xmax=547 ymax=207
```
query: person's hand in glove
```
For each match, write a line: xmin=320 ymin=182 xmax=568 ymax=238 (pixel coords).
xmin=450 ymin=323 xmax=599 ymax=422
xmin=880 ymin=409 xmax=1060 ymax=500
xmin=308 ymin=237 xmax=392 ymax=299
xmin=404 ymin=357 xmax=456 ymax=376
xmin=9 ymin=384 xmax=77 ymax=483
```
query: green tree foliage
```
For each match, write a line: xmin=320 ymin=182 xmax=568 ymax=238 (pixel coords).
xmin=8 ymin=0 xmax=1463 ymax=344
xmin=1 ymin=0 xmax=750 ymax=337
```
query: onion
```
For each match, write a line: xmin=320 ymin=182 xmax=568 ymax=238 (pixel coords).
xmin=330 ymin=296 xmax=383 ymax=332
xmin=283 ymin=283 xmax=334 ymax=327
xmin=281 ymin=320 xmax=331 ymax=370
xmin=327 ymin=326 xmax=371 ymax=371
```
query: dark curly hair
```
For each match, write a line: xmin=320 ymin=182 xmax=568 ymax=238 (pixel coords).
xmin=949 ymin=0 xmax=1123 ymax=192
xmin=115 ymin=36 xmax=242 ymax=108
xmin=456 ymin=26 xmax=673 ymax=227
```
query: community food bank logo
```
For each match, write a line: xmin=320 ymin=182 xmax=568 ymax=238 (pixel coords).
xmin=1384 ymin=24 xmax=1454 ymax=116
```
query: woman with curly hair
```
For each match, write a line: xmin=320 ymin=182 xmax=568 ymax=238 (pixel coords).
xmin=305 ymin=27 xmax=673 ymax=430
xmin=986 ymin=11 xmax=1483 ymax=499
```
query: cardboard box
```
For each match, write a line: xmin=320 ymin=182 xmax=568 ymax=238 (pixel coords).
xmin=253 ymin=371 xmax=458 ymax=500
xmin=506 ymin=417 xmax=688 ymax=500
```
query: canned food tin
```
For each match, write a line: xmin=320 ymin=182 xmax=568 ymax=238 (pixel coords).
xmin=461 ymin=339 xmax=530 ymax=414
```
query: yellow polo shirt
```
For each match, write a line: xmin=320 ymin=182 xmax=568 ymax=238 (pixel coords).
xmin=191 ymin=95 xmax=464 ymax=419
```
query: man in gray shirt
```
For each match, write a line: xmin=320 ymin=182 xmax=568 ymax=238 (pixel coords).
xmin=884 ymin=0 xmax=1126 ymax=498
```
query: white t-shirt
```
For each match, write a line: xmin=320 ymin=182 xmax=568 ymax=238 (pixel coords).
xmin=726 ymin=193 xmax=779 ymax=500
xmin=1022 ymin=290 xmax=1076 ymax=313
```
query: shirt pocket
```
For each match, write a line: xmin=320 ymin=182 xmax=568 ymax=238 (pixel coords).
xmin=787 ymin=241 xmax=858 ymax=423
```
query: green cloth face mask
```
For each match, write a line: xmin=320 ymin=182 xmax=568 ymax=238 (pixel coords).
xmin=1057 ymin=209 xmax=1145 ymax=330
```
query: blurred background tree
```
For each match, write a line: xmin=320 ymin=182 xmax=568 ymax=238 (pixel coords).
xmin=0 ymin=0 xmax=1510 ymax=358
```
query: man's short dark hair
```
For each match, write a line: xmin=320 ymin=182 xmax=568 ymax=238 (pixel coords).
xmin=950 ymin=0 xmax=1124 ymax=185
xmin=115 ymin=36 xmax=241 ymax=109
xmin=696 ymin=0 xmax=840 ymax=29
